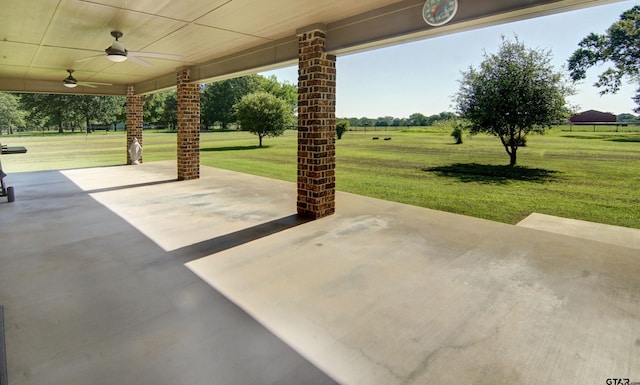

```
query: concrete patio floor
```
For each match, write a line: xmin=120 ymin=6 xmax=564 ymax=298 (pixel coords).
xmin=1 ymin=160 xmax=638 ymax=385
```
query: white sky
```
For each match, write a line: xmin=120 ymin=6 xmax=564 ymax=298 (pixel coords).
xmin=261 ymin=1 xmax=638 ymax=118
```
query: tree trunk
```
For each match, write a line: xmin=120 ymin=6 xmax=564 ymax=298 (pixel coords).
xmin=259 ymin=135 xmax=263 ymax=147
xmin=509 ymin=149 xmax=517 ymax=166
xmin=499 ymin=134 xmax=517 ymax=166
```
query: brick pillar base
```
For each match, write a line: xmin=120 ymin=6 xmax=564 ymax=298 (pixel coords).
xmin=297 ymin=27 xmax=337 ymax=219
xmin=177 ymin=68 xmax=200 ymax=180
xmin=126 ymin=85 xmax=143 ymax=165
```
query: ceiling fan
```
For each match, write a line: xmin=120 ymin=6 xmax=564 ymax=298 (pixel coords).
xmin=76 ymin=31 xmax=183 ymax=67
xmin=63 ymin=69 xmax=112 ymax=88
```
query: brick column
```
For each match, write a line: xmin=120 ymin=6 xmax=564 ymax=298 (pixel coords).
xmin=126 ymin=85 xmax=143 ymax=164
xmin=297 ymin=27 xmax=337 ymax=219
xmin=176 ymin=68 xmax=200 ymax=180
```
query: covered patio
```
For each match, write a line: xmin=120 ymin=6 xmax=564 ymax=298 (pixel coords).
xmin=1 ymin=162 xmax=638 ymax=384
xmin=1 ymin=0 xmax=639 ymax=384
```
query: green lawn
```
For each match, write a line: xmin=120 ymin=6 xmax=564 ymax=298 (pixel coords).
xmin=2 ymin=126 xmax=639 ymax=229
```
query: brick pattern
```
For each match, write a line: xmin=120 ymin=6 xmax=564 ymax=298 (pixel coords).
xmin=176 ymin=68 xmax=200 ymax=180
xmin=126 ymin=85 xmax=143 ymax=164
xmin=297 ymin=29 xmax=337 ymax=219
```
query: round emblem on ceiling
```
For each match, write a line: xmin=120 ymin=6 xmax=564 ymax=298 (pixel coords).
xmin=422 ymin=0 xmax=458 ymax=27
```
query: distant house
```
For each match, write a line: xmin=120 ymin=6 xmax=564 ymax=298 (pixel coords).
xmin=570 ymin=110 xmax=616 ymax=124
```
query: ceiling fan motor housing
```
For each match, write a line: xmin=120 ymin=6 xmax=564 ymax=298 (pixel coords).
xmin=63 ymin=69 xmax=78 ymax=88
xmin=106 ymin=41 xmax=128 ymax=57
xmin=63 ymin=77 xmax=77 ymax=86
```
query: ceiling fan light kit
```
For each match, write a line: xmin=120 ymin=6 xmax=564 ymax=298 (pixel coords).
xmin=106 ymin=31 xmax=128 ymax=62
xmin=63 ymin=69 xmax=78 ymax=88
xmin=74 ymin=30 xmax=183 ymax=69
xmin=106 ymin=52 xmax=128 ymax=62
xmin=61 ymin=69 xmax=112 ymax=89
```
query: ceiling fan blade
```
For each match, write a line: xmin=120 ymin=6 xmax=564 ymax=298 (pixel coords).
xmin=128 ymin=55 xmax=152 ymax=67
xmin=129 ymin=51 xmax=183 ymax=60
xmin=74 ymin=54 xmax=103 ymax=63
xmin=78 ymin=81 xmax=113 ymax=87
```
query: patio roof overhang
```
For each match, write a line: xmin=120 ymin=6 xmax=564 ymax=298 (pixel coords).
xmin=0 ymin=0 xmax=624 ymax=96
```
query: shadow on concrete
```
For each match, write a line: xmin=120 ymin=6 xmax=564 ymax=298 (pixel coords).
xmin=85 ymin=179 xmax=178 ymax=194
xmin=423 ymin=163 xmax=559 ymax=184
xmin=170 ymin=214 xmax=310 ymax=262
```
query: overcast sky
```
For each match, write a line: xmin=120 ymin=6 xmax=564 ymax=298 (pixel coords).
xmin=261 ymin=1 xmax=638 ymax=118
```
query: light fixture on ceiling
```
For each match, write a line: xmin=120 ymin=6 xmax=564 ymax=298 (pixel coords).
xmin=105 ymin=31 xmax=128 ymax=62
xmin=63 ymin=69 xmax=78 ymax=88
xmin=61 ymin=69 xmax=112 ymax=89
xmin=75 ymin=30 xmax=183 ymax=67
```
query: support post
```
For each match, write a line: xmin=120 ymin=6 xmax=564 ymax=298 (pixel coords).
xmin=126 ymin=85 xmax=143 ymax=165
xmin=176 ymin=68 xmax=201 ymax=180
xmin=296 ymin=26 xmax=337 ymax=219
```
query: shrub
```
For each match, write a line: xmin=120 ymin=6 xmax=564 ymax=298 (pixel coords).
xmin=336 ymin=120 xmax=349 ymax=139
xmin=451 ymin=126 xmax=464 ymax=144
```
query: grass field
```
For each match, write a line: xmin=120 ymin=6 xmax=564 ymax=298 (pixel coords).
xmin=2 ymin=125 xmax=639 ymax=229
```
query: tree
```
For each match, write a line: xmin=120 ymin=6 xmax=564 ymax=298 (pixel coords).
xmin=0 ymin=93 xmax=26 ymax=134
xmin=19 ymin=94 xmax=124 ymax=133
xmin=346 ymin=117 xmax=360 ymax=127
xmin=359 ymin=117 xmax=374 ymax=128
xmin=74 ymin=95 xmax=124 ymax=132
xmin=143 ymin=92 xmax=166 ymax=128
xmin=568 ymin=6 xmax=640 ymax=112
xmin=336 ymin=120 xmax=348 ymax=139
xmin=617 ymin=113 xmax=638 ymax=123
xmin=409 ymin=112 xmax=428 ymax=126
xmin=201 ymin=75 xmax=269 ymax=129
xmin=20 ymin=93 xmax=76 ymax=133
xmin=235 ymin=91 xmax=294 ymax=147
xmin=455 ymin=36 xmax=572 ymax=166
xmin=159 ymin=92 xmax=177 ymax=129
xmin=375 ymin=116 xmax=394 ymax=127
xmin=256 ymin=75 xmax=298 ymax=114
xmin=201 ymin=74 xmax=297 ymax=130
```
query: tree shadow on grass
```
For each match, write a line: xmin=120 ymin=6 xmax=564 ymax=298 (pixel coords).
xmin=561 ymin=135 xmax=605 ymax=140
xmin=423 ymin=163 xmax=559 ymax=184
xmin=561 ymin=134 xmax=640 ymax=142
xmin=607 ymin=136 xmax=640 ymax=143
xmin=200 ymin=145 xmax=268 ymax=152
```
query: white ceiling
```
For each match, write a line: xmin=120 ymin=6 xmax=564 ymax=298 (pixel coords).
xmin=0 ymin=0 xmax=623 ymax=95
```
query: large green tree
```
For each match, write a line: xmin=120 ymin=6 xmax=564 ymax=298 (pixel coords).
xmin=20 ymin=93 xmax=77 ymax=133
xmin=200 ymin=74 xmax=297 ymax=130
xmin=235 ymin=91 xmax=294 ymax=147
xmin=0 ymin=93 xmax=26 ymax=134
xmin=567 ymin=5 xmax=640 ymax=112
xmin=159 ymin=91 xmax=177 ymax=129
xmin=455 ymin=36 xmax=572 ymax=166
xmin=75 ymin=95 xmax=124 ymax=132
xmin=200 ymin=75 xmax=263 ymax=129
xmin=143 ymin=92 xmax=166 ymax=128
xmin=256 ymin=75 xmax=297 ymax=114
xmin=19 ymin=94 xmax=124 ymax=133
